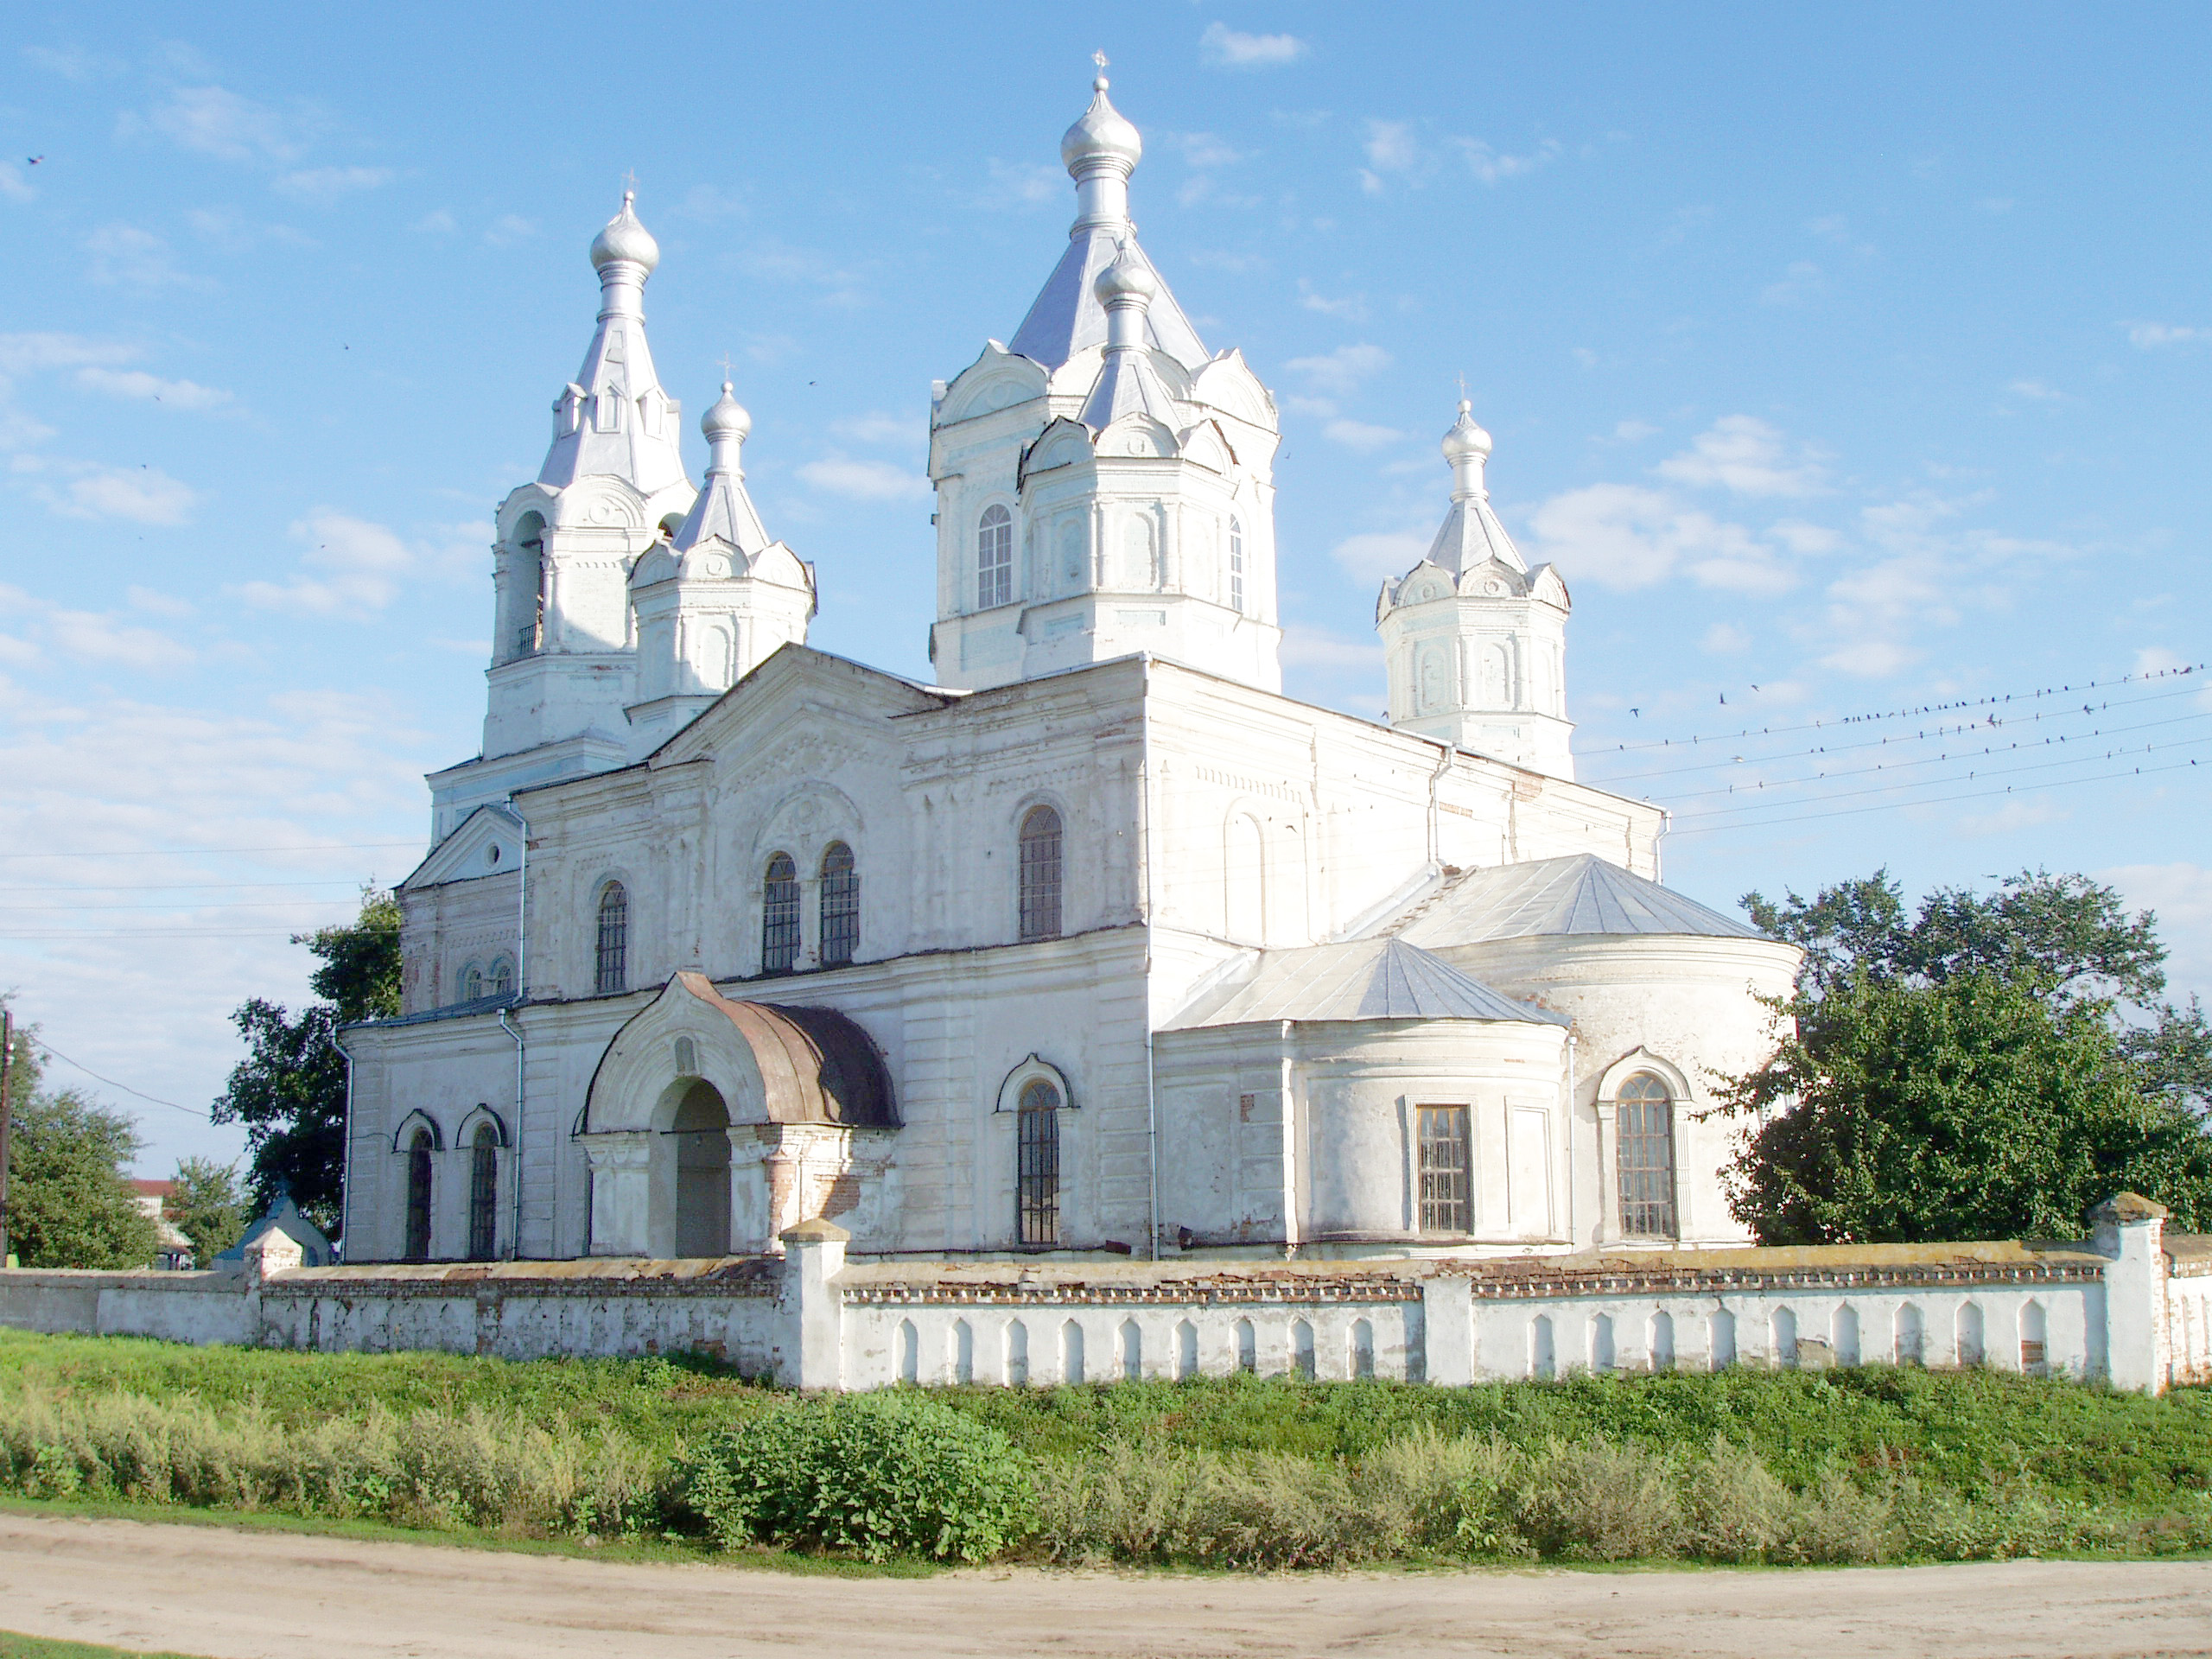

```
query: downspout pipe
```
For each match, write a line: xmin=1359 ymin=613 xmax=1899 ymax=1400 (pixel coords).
xmin=500 ymin=798 xmax=530 ymax=1258
xmin=1139 ymin=656 xmax=1160 ymax=1261
xmin=331 ymin=1027 xmax=355 ymax=1261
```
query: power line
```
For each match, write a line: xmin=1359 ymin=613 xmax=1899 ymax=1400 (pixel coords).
xmin=0 ymin=899 xmax=366 ymax=914
xmin=1648 ymin=712 xmax=2212 ymax=805
xmin=1584 ymin=660 xmax=2204 ymax=759
xmin=0 ymin=841 xmax=421 ymax=861
xmin=0 ymin=879 xmax=367 ymax=894
xmin=1668 ymin=754 xmax=2204 ymax=837
xmin=29 ymin=1037 xmax=211 ymax=1119
xmin=1584 ymin=679 xmax=2212 ymax=787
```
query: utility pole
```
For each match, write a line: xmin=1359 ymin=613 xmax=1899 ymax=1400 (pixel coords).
xmin=0 ymin=1007 xmax=14 ymax=1265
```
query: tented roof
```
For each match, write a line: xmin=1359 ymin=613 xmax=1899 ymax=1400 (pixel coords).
xmin=1169 ymin=937 xmax=1567 ymax=1031
xmin=1393 ymin=854 xmax=1764 ymax=949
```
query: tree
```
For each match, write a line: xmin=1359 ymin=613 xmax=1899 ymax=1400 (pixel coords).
xmin=168 ymin=1156 xmax=249 ymax=1267
xmin=210 ymin=887 xmax=401 ymax=1238
xmin=1719 ymin=869 xmax=2212 ymax=1243
xmin=3 ymin=1029 xmax=160 ymax=1267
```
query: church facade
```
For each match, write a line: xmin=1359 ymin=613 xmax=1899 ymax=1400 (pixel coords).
xmin=339 ymin=77 xmax=1800 ymax=1269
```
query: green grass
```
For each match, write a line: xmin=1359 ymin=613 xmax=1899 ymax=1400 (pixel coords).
xmin=3 ymin=1328 xmax=2207 ymax=1567
xmin=0 ymin=1636 xmax=210 ymax=1659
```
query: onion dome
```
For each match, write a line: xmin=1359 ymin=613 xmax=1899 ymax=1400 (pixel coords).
xmin=589 ymin=190 xmax=660 ymax=275
xmin=702 ymin=382 xmax=752 ymax=448
xmin=1441 ymin=399 xmax=1493 ymax=467
xmin=1093 ymin=245 xmax=1158 ymax=307
xmin=1061 ymin=75 xmax=1143 ymax=175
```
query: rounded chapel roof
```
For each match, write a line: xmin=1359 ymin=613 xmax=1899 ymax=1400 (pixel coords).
xmin=589 ymin=191 xmax=660 ymax=275
xmin=1061 ymin=78 xmax=1143 ymax=175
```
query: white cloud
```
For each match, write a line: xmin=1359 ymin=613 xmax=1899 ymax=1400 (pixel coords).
xmin=2126 ymin=322 xmax=2207 ymax=349
xmin=1770 ymin=519 xmax=1843 ymax=556
xmin=22 ymin=44 xmax=123 ymax=79
xmin=1526 ymin=483 xmax=1789 ymax=593
xmin=797 ymin=456 xmax=931 ymax=502
xmin=410 ymin=209 xmax=456 ymax=235
xmin=0 ymin=333 xmax=137 ymax=375
xmin=0 ymin=162 xmax=35 ymax=205
xmin=974 ymin=159 xmax=1061 ymax=210
xmin=2006 ymin=378 xmax=2063 ymax=402
xmin=1819 ymin=638 xmax=1918 ymax=677
xmin=75 ymin=367 xmax=233 ymax=410
xmin=43 ymin=608 xmax=197 ymax=671
xmin=1297 ymin=281 xmax=1367 ymax=321
xmin=126 ymin=585 xmax=194 ymax=619
xmin=1701 ymin=622 xmax=1751 ymax=654
xmin=1760 ymin=259 xmax=1826 ymax=305
xmin=1458 ymin=137 xmax=1560 ymax=184
xmin=236 ymin=510 xmax=448 ymax=614
xmin=830 ymin=411 xmax=920 ymax=448
xmin=2101 ymin=861 xmax=2212 ymax=1001
xmin=272 ymin=165 xmax=394 ymax=205
xmin=86 ymin=223 xmax=196 ymax=290
xmin=672 ymin=183 xmax=747 ymax=221
xmin=24 ymin=461 xmax=200 ymax=524
xmin=1174 ymin=132 xmax=1246 ymax=170
xmin=1280 ymin=623 xmax=1381 ymax=670
xmin=1199 ymin=22 xmax=1309 ymax=68
xmin=1324 ymin=418 xmax=1404 ymax=452
xmin=1286 ymin=342 xmax=1389 ymax=396
xmin=1359 ymin=119 xmax=1420 ymax=193
xmin=483 ymin=214 xmax=537 ymax=247
xmin=136 ymin=86 xmax=308 ymax=162
xmin=1655 ymin=416 xmax=1829 ymax=499
xmin=1954 ymin=797 xmax=2069 ymax=837
xmin=1331 ymin=529 xmax=1429 ymax=583
xmin=1611 ymin=419 xmax=1658 ymax=443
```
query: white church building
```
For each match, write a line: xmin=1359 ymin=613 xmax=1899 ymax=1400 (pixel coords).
xmin=340 ymin=76 xmax=1801 ymax=1270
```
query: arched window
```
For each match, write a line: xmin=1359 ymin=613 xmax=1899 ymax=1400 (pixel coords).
xmin=594 ymin=882 xmax=629 ymax=995
xmin=460 ymin=963 xmax=483 ymax=1002
xmin=818 ymin=842 xmax=859 ymax=967
xmin=404 ymin=1128 xmax=435 ymax=1262
xmin=486 ymin=959 xmax=513 ymax=999
xmin=1228 ymin=516 xmax=1245 ymax=613
xmin=1614 ymin=1071 xmax=1678 ymax=1238
xmin=512 ymin=512 xmax=546 ymax=659
xmin=976 ymin=504 xmax=1014 ymax=609
xmin=1018 ymin=805 xmax=1063 ymax=942
xmin=467 ymin=1122 xmax=499 ymax=1261
xmin=1016 ymin=1077 xmax=1061 ymax=1245
xmin=761 ymin=853 xmax=800 ymax=974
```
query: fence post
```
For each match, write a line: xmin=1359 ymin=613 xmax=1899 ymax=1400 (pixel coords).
xmin=1421 ymin=1273 xmax=1474 ymax=1385
xmin=780 ymin=1217 xmax=848 ymax=1389
xmin=2093 ymin=1192 xmax=2169 ymax=1394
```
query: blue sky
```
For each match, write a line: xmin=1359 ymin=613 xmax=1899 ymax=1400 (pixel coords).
xmin=2 ymin=3 xmax=2208 ymax=1174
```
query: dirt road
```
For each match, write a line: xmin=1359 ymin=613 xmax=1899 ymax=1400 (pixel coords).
xmin=2 ymin=1510 xmax=2209 ymax=1659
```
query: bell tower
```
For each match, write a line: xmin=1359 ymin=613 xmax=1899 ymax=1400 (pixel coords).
xmin=1376 ymin=404 xmax=1575 ymax=778
xmin=429 ymin=194 xmax=697 ymax=840
xmin=925 ymin=72 xmax=1283 ymax=693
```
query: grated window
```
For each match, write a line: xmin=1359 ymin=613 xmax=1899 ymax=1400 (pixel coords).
xmin=1018 ymin=805 xmax=1063 ymax=942
xmin=594 ymin=882 xmax=629 ymax=995
xmin=1616 ymin=1072 xmax=1679 ymax=1238
xmin=761 ymin=853 xmax=800 ymax=974
xmin=1417 ymin=1104 xmax=1471 ymax=1232
xmin=819 ymin=842 xmax=859 ymax=966
xmin=977 ymin=505 xmax=1014 ymax=610
xmin=1017 ymin=1078 xmax=1061 ymax=1246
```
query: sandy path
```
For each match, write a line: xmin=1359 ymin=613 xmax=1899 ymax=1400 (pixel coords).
xmin=2 ymin=1510 xmax=2209 ymax=1659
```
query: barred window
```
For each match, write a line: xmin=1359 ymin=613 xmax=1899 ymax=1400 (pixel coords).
xmin=467 ymin=1122 xmax=499 ymax=1261
xmin=1229 ymin=516 xmax=1245 ymax=613
xmin=761 ymin=853 xmax=800 ymax=974
xmin=1016 ymin=1078 xmax=1061 ymax=1246
xmin=1616 ymin=1072 xmax=1678 ymax=1238
xmin=1417 ymin=1104 xmax=1471 ymax=1233
xmin=977 ymin=504 xmax=1014 ymax=610
xmin=819 ymin=842 xmax=859 ymax=967
xmin=594 ymin=882 xmax=629 ymax=995
xmin=404 ymin=1128 xmax=435 ymax=1262
xmin=486 ymin=958 xmax=513 ymax=999
xmin=460 ymin=963 xmax=483 ymax=1002
xmin=1018 ymin=805 xmax=1063 ymax=942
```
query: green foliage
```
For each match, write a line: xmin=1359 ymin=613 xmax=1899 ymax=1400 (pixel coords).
xmin=165 ymin=1159 xmax=248 ymax=1268
xmin=3 ymin=1090 xmax=158 ymax=1270
xmin=684 ymin=1391 xmax=1036 ymax=1561
xmin=0 ymin=1634 xmax=211 ymax=1659
xmin=210 ymin=887 xmax=401 ymax=1236
xmin=1727 ymin=870 xmax=2212 ymax=1240
xmin=5 ymin=1333 xmax=2212 ymax=1567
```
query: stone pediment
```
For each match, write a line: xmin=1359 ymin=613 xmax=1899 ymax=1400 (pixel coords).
xmin=1020 ymin=416 xmax=1095 ymax=484
xmin=647 ymin=644 xmax=955 ymax=770
xmin=937 ymin=343 xmax=1050 ymax=427
xmin=403 ymin=803 xmax=524 ymax=891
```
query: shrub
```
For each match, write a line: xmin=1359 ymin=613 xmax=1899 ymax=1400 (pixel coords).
xmin=685 ymin=1391 xmax=1035 ymax=1562
xmin=1515 ymin=1437 xmax=1685 ymax=1561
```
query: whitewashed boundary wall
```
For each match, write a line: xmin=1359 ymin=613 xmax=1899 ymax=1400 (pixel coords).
xmin=2 ymin=1198 xmax=2203 ymax=1395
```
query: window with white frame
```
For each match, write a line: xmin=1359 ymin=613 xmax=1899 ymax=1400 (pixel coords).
xmin=1417 ymin=1104 xmax=1471 ymax=1232
xmin=761 ymin=853 xmax=800 ymax=974
xmin=1016 ymin=1077 xmax=1061 ymax=1245
xmin=1018 ymin=805 xmax=1063 ymax=942
xmin=1615 ymin=1072 xmax=1678 ymax=1238
xmin=977 ymin=505 xmax=1014 ymax=609
xmin=594 ymin=882 xmax=629 ymax=995
xmin=1229 ymin=516 xmax=1245 ymax=613
xmin=818 ymin=842 xmax=859 ymax=967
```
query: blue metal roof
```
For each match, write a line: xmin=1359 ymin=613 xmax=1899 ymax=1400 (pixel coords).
xmin=1393 ymin=854 xmax=1764 ymax=948
xmin=1168 ymin=937 xmax=1570 ymax=1030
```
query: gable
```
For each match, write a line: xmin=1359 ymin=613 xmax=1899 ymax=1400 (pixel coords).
xmin=649 ymin=644 xmax=956 ymax=773
xmin=404 ymin=804 xmax=524 ymax=891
